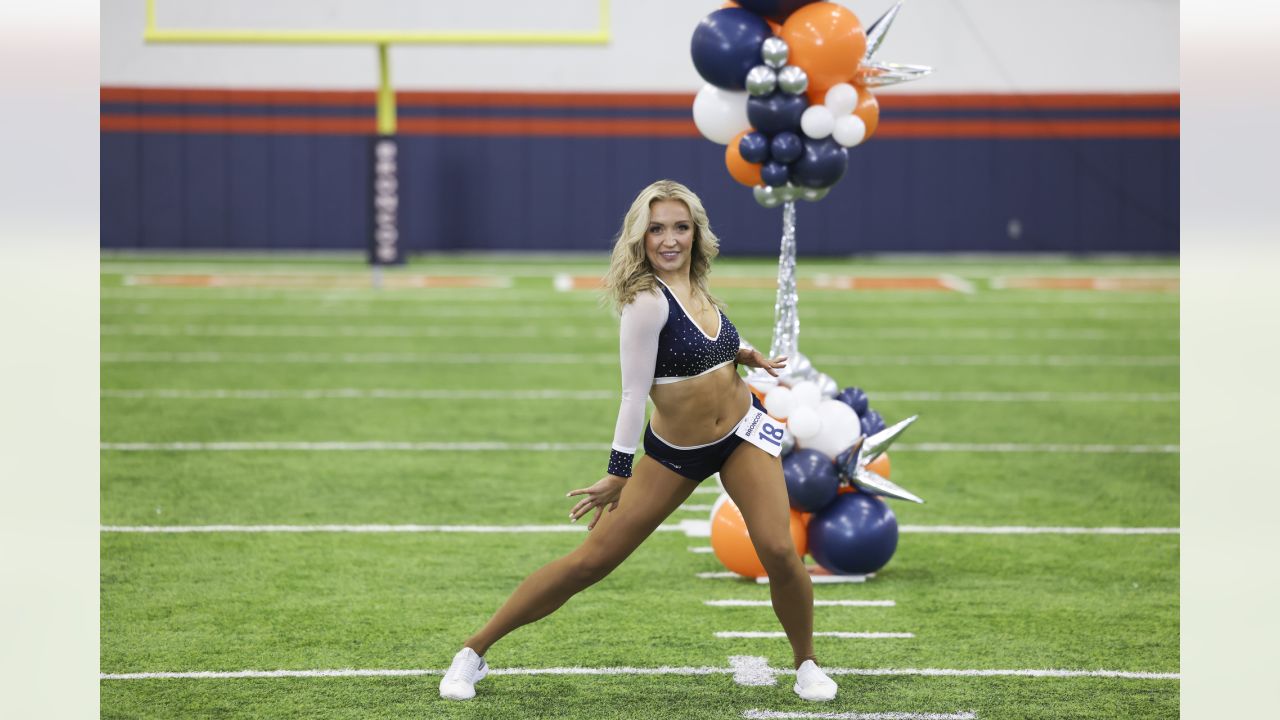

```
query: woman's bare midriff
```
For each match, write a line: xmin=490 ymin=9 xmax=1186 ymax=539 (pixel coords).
xmin=648 ymin=363 xmax=750 ymax=446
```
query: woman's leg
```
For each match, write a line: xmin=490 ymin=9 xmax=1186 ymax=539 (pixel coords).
xmin=719 ymin=443 xmax=816 ymax=668
xmin=464 ymin=456 xmax=697 ymax=656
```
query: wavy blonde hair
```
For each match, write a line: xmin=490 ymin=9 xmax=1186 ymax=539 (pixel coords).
xmin=602 ymin=179 xmax=724 ymax=314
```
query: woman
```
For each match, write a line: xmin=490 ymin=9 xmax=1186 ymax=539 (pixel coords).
xmin=440 ymin=180 xmax=838 ymax=702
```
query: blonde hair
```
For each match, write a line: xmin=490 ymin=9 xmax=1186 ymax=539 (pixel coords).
xmin=602 ymin=179 xmax=723 ymax=314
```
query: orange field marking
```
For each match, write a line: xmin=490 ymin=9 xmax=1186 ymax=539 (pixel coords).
xmin=993 ymin=277 xmax=1179 ymax=292
xmin=555 ymin=275 xmax=958 ymax=292
xmin=124 ymin=274 xmax=509 ymax=289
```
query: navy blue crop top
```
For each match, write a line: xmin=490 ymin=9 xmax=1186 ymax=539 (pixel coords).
xmin=605 ymin=275 xmax=750 ymax=478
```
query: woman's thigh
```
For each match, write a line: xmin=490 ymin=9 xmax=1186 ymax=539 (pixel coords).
xmin=573 ymin=455 xmax=699 ymax=565
xmin=718 ymin=442 xmax=794 ymax=547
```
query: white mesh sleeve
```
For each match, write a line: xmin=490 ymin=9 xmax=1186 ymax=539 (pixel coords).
xmin=606 ymin=289 xmax=668 ymax=476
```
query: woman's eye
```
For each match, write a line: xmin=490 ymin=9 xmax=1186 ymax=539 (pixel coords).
xmin=649 ymin=226 xmax=661 ymax=234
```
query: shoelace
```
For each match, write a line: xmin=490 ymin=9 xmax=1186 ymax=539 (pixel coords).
xmin=444 ymin=654 xmax=480 ymax=684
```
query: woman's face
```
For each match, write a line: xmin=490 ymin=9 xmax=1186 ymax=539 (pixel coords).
xmin=645 ymin=200 xmax=695 ymax=276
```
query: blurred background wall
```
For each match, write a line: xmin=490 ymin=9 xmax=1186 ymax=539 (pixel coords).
xmin=100 ymin=0 xmax=1179 ymax=255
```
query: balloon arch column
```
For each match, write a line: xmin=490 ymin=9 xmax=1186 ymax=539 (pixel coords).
xmin=690 ymin=1 xmax=931 ymax=579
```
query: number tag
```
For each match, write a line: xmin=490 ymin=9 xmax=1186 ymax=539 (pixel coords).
xmin=734 ymin=407 xmax=785 ymax=458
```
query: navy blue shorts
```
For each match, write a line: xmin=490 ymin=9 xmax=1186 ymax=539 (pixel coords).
xmin=643 ymin=393 xmax=766 ymax=482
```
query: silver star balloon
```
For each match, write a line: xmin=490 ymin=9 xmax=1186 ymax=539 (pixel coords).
xmin=834 ymin=416 xmax=925 ymax=503
xmin=857 ymin=61 xmax=933 ymax=88
xmin=863 ymin=2 xmax=904 ymax=61
xmin=856 ymin=2 xmax=932 ymax=87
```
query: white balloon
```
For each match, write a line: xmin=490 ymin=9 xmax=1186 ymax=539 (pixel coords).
xmin=764 ymin=385 xmax=796 ymax=420
xmin=692 ymin=84 xmax=750 ymax=145
xmin=799 ymin=105 xmax=834 ymax=140
xmin=806 ymin=400 xmax=862 ymax=458
xmin=790 ymin=380 xmax=822 ymax=409
xmin=832 ymin=114 xmax=867 ymax=148
xmin=787 ymin=405 xmax=822 ymax=440
xmin=824 ymin=83 xmax=859 ymax=115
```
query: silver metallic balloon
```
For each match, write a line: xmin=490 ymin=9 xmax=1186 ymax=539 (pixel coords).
xmin=776 ymin=65 xmax=809 ymax=95
xmin=780 ymin=427 xmax=796 ymax=456
xmin=745 ymin=65 xmax=777 ymax=97
xmin=800 ymin=186 xmax=830 ymax=202
xmin=815 ymin=372 xmax=838 ymax=398
xmin=852 ymin=467 xmax=925 ymax=504
xmin=863 ymin=1 xmax=903 ymax=61
xmin=761 ymin=36 xmax=789 ymax=69
xmin=857 ymin=60 xmax=933 ymax=87
xmin=861 ymin=414 xmax=918 ymax=465
xmin=753 ymin=184 xmax=782 ymax=208
xmin=777 ymin=183 xmax=801 ymax=202
xmin=787 ymin=351 xmax=815 ymax=382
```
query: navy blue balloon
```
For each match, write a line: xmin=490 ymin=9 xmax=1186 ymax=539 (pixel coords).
xmin=807 ymin=492 xmax=899 ymax=575
xmin=781 ymin=448 xmax=839 ymax=512
xmin=769 ymin=131 xmax=803 ymax=163
xmin=735 ymin=0 xmax=821 ymax=22
xmin=860 ymin=408 xmax=886 ymax=437
xmin=747 ymin=92 xmax=808 ymax=136
xmin=793 ymin=137 xmax=849 ymax=189
xmin=761 ymin=161 xmax=790 ymax=188
xmin=739 ymin=132 xmax=770 ymax=164
xmin=837 ymin=386 xmax=869 ymax=416
xmin=690 ymin=9 xmax=774 ymax=90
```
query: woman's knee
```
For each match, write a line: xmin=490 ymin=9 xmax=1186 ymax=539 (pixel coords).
xmin=567 ymin=548 xmax=624 ymax=587
xmin=754 ymin=537 xmax=801 ymax=573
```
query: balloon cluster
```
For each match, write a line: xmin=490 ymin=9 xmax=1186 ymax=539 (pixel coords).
xmin=710 ymin=355 xmax=917 ymax=577
xmin=691 ymin=1 xmax=883 ymax=207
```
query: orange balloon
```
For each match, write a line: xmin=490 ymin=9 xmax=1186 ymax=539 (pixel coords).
xmin=854 ymin=85 xmax=880 ymax=139
xmin=724 ymin=129 xmax=763 ymax=187
xmin=865 ymin=452 xmax=891 ymax=478
xmin=782 ymin=3 xmax=865 ymax=107
xmin=711 ymin=496 xmax=807 ymax=578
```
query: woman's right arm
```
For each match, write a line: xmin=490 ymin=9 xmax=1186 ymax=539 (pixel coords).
xmin=605 ymin=289 xmax=668 ymax=478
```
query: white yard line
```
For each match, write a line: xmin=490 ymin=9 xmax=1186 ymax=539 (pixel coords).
xmin=99 ymin=351 xmax=1178 ymax=367
xmin=707 ymin=600 xmax=896 ymax=608
xmin=100 ymin=524 xmax=1179 ymax=536
xmin=721 ymin=631 xmax=913 ymax=639
xmin=98 ymin=663 xmax=1178 ymax=682
xmin=678 ymin=504 xmax=714 ymax=512
xmin=98 ymin=388 xmax=1178 ymax=403
xmin=744 ymin=711 xmax=975 ymax=720
xmin=98 ymin=323 xmax=1178 ymax=341
xmin=99 ymin=441 xmax=1178 ymax=454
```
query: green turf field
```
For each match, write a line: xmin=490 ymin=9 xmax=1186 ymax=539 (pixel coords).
xmin=100 ymin=253 xmax=1179 ymax=719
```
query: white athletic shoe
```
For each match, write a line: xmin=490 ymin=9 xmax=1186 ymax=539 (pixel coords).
xmin=793 ymin=659 xmax=838 ymax=701
xmin=439 ymin=647 xmax=488 ymax=700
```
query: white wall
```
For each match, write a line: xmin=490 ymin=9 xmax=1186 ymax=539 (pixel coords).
xmin=101 ymin=0 xmax=1178 ymax=92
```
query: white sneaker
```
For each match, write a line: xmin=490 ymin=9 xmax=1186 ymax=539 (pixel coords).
xmin=793 ymin=659 xmax=838 ymax=701
xmin=439 ymin=647 xmax=488 ymax=700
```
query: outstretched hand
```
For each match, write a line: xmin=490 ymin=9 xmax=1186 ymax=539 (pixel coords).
xmin=737 ymin=349 xmax=788 ymax=376
xmin=566 ymin=474 xmax=628 ymax=530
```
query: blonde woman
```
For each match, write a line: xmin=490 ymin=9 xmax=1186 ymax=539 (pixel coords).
xmin=440 ymin=180 xmax=838 ymax=702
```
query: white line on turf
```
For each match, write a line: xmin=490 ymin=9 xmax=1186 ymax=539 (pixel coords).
xmin=98 ymin=324 xmax=1178 ymax=341
xmin=691 ymin=486 xmax=722 ymax=495
xmin=730 ymin=655 xmax=777 ymax=686
xmin=707 ymin=600 xmax=896 ymax=607
xmin=97 ymin=665 xmax=1179 ymax=682
xmin=99 ymin=352 xmax=1178 ymax=367
xmin=99 ymin=441 xmax=1179 ymax=454
xmin=717 ymin=632 xmax=913 ymax=639
xmin=743 ymin=711 xmax=975 ymax=720
xmin=697 ymin=572 xmax=741 ymax=579
xmin=96 ymin=388 xmax=1179 ymax=403
xmin=100 ymin=524 xmax=1180 ymax=536
xmin=100 ymin=388 xmax=617 ymax=400
xmin=688 ymin=547 xmax=716 ymax=554
xmin=679 ymin=504 xmax=714 ymax=512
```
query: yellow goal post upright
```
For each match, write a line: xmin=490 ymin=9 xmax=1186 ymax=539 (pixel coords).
xmin=144 ymin=0 xmax=612 ymax=270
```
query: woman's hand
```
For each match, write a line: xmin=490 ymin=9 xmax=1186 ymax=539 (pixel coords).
xmin=736 ymin=348 xmax=788 ymax=376
xmin=566 ymin=474 xmax=628 ymax=530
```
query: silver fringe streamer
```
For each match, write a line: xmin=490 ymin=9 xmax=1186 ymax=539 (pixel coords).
xmin=769 ymin=200 xmax=799 ymax=359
